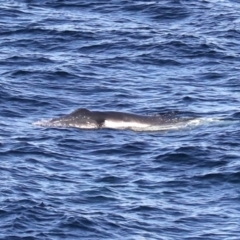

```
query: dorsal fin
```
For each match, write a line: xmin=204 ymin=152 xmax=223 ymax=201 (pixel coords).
xmin=69 ymin=108 xmax=91 ymax=117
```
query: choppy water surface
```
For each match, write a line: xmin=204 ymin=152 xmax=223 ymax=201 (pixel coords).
xmin=1 ymin=1 xmax=240 ymax=239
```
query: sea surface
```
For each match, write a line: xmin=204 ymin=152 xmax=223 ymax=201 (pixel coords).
xmin=1 ymin=0 xmax=240 ymax=239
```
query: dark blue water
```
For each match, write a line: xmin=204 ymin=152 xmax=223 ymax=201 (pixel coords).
xmin=1 ymin=0 xmax=240 ymax=239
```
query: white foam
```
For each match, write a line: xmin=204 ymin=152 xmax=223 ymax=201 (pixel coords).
xmin=33 ymin=119 xmax=98 ymax=129
xmin=32 ymin=119 xmax=50 ymax=126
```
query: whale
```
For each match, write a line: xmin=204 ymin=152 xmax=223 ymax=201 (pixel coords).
xmin=34 ymin=108 xmax=195 ymax=131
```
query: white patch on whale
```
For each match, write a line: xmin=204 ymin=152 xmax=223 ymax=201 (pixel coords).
xmin=103 ymin=119 xmax=150 ymax=129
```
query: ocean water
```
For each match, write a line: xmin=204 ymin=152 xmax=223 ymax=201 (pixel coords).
xmin=1 ymin=0 xmax=240 ymax=239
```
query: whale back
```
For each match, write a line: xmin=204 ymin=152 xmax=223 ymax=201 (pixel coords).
xmin=34 ymin=108 xmax=192 ymax=131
